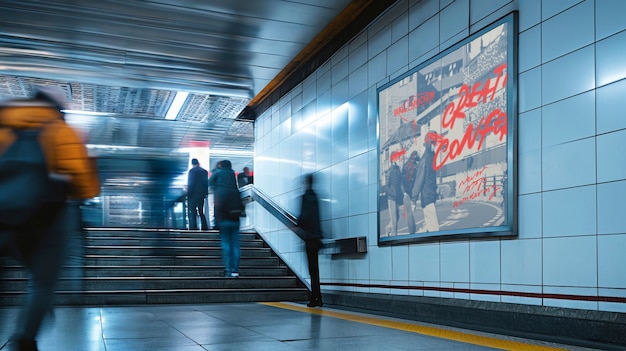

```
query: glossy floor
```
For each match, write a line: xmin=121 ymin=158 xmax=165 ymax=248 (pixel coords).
xmin=0 ymin=302 xmax=604 ymax=351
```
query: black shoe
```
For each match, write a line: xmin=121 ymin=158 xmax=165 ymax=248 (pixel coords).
xmin=307 ymin=299 xmax=323 ymax=308
xmin=9 ymin=338 xmax=38 ymax=351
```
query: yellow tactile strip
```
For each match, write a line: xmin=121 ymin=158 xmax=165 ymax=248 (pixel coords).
xmin=260 ymin=302 xmax=568 ymax=351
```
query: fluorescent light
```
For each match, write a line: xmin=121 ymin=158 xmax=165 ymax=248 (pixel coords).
xmin=62 ymin=110 xmax=113 ymax=116
xmin=165 ymin=92 xmax=189 ymax=120
xmin=177 ymin=147 xmax=254 ymax=156
xmin=209 ymin=149 xmax=254 ymax=156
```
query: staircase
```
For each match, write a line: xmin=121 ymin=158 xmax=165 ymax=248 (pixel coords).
xmin=0 ymin=228 xmax=309 ymax=305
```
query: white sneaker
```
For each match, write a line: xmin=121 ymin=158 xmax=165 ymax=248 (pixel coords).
xmin=230 ymin=272 xmax=239 ymax=277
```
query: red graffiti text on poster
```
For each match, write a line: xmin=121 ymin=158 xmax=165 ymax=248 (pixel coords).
xmin=454 ymin=166 xmax=501 ymax=207
xmin=458 ymin=166 xmax=488 ymax=194
xmin=442 ymin=63 xmax=507 ymax=130
xmin=429 ymin=64 xmax=508 ymax=171
xmin=453 ymin=182 xmax=501 ymax=208
xmin=393 ymin=91 xmax=436 ymax=117
xmin=433 ymin=108 xmax=507 ymax=170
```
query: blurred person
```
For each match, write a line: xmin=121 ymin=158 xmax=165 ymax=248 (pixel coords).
xmin=401 ymin=151 xmax=420 ymax=234
xmin=187 ymin=158 xmax=209 ymax=231
xmin=236 ymin=166 xmax=253 ymax=188
xmin=384 ymin=161 xmax=402 ymax=236
xmin=236 ymin=166 xmax=253 ymax=219
xmin=413 ymin=132 xmax=440 ymax=233
xmin=208 ymin=159 xmax=243 ymax=277
xmin=0 ymin=86 xmax=100 ymax=351
xmin=297 ymin=173 xmax=323 ymax=307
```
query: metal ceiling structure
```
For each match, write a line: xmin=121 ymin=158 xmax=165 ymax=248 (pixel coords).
xmin=0 ymin=0 xmax=396 ymax=196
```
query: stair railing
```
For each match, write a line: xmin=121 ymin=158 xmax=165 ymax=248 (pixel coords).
xmin=240 ymin=185 xmax=367 ymax=255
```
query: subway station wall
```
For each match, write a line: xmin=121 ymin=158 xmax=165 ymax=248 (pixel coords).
xmin=253 ymin=0 xmax=626 ymax=314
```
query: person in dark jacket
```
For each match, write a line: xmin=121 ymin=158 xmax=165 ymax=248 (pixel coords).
xmin=401 ymin=151 xmax=420 ymax=234
xmin=297 ymin=173 xmax=323 ymax=307
xmin=384 ymin=161 xmax=402 ymax=236
xmin=236 ymin=166 xmax=253 ymax=188
xmin=413 ymin=132 xmax=440 ymax=233
xmin=208 ymin=159 xmax=243 ymax=277
xmin=187 ymin=158 xmax=209 ymax=230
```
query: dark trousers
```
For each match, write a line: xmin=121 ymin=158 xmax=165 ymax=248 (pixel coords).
xmin=305 ymin=239 xmax=322 ymax=301
xmin=187 ymin=195 xmax=208 ymax=230
xmin=1 ymin=203 xmax=68 ymax=341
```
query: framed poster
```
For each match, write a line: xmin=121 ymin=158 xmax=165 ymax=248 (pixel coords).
xmin=378 ymin=13 xmax=517 ymax=244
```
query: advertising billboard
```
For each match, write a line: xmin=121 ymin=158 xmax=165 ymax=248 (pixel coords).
xmin=378 ymin=13 xmax=517 ymax=244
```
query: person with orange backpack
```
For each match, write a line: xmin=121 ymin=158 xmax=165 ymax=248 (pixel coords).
xmin=0 ymin=86 xmax=100 ymax=351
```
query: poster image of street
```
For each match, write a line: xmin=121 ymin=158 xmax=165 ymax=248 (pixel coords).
xmin=378 ymin=13 xmax=517 ymax=244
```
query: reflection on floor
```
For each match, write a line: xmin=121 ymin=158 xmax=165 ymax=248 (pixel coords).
xmin=0 ymin=302 xmax=603 ymax=351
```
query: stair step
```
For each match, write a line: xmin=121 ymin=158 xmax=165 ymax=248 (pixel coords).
xmin=86 ymin=238 xmax=265 ymax=248
xmin=0 ymin=288 xmax=309 ymax=305
xmin=3 ymin=276 xmax=303 ymax=291
xmin=82 ymin=256 xmax=281 ymax=266
xmin=0 ymin=227 xmax=307 ymax=305
xmin=1 ymin=265 xmax=292 ymax=278
xmin=85 ymin=246 xmax=272 ymax=257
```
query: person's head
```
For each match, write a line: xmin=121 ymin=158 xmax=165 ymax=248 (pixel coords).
xmin=32 ymin=85 xmax=68 ymax=111
xmin=424 ymin=131 xmax=439 ymax=150
xmin=191 ymin=158 xmax=199 ymax=167
xmin=304 ymin=173 xmax=314 ymax=190
xmin=220 ymin=159 xmax=232 ymax=169
xmin=243 ymin=167 xmax=250 ymax=174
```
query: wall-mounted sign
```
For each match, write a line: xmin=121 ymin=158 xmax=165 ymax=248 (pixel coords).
xmin=378 ymin=13 xmax=517 ymax=244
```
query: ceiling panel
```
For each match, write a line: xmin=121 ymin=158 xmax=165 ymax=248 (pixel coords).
xmin=0 ymin=0 xmax=394 ymax=193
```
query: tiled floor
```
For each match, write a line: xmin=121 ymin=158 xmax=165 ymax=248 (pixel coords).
xmin=0 ymin=302 xmax=605 ymax=351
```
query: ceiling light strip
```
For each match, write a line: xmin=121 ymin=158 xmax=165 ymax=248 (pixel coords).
xmin=164 ymin=92 xmax=189 ymax=120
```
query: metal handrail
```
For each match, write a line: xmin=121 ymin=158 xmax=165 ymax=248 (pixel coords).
xmin=240 ymin=184 xmax=304 ymax=240
xmin=240 ymin=185 xmax=367 ymax=254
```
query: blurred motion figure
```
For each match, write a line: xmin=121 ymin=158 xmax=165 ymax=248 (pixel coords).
xmin=0 ymin=86 xmax=100 ymax=351
xmin=236 ymin=166 xmax=253 ymax=188
xmin=297 ymin=173 xmax=323 ymax=307
xmin=209 ymin=159 xmax=243 ymax=277
xmin=187 ymin=158 xmax=209 ymax=230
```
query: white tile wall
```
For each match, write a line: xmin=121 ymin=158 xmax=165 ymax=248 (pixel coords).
xmin=543 ymin=286 xmax=598 ymax=310
xmin=518 ymin=25 xmax=541 ymax=73
xmin=596 ymin=30 xmax=626 ymax=87
xmin=501 ymin=239 xmax=542 ymax=286
xmin=596 ymin=0 xmax=626 ymax=40
xmin=518 ymin=193 xmax=542 ymax=239
xmin=253 ymin=0 xmax=626 ymax=314
xmin=542 ymin=46 xmax=595 ymax=105
xmin=518 ymin=0 xmax=541 ymax=31
xmin=597 ymin=79 xmax=626 ymax=134
xmin=518 ymin=149 xmax=542 ymax=194
xmin=542 ymin=138 xmax=595 ymax=190
xmin=440 ymin=241 xmax=469 ymax=283
xmin=597 ymin=130 xmax=626 ymax=184
xmin=392 ymin=245 xmax=409 ymax=281
xmin=501 ymin=284 xmax=542 ymax=306
xmin=439 ymin=0 xmax=468 ymax=44
xmin=543 ymin=236 xmax=597 ymax=286
xmin=408 ymin=242 xmax=440 ymax=283
xmin=542 ymin=92 xmax=595 ymax=147
xmin=541 ymin=0 xmax=593 ymax=63
xmin=597 ymin=181 xmax=626 ymax=235
xmin=519 ymin=67 xmax=541 ymax=112
xmin=542 ymin=0 xmax=583 ymax=20
xmin=542 ymin=186 xmax=596 ymax=237
xmin=469 ymin=241 xmax=501 ymax=284
xmin=598 ymin=234 xmax=626 ymax=289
